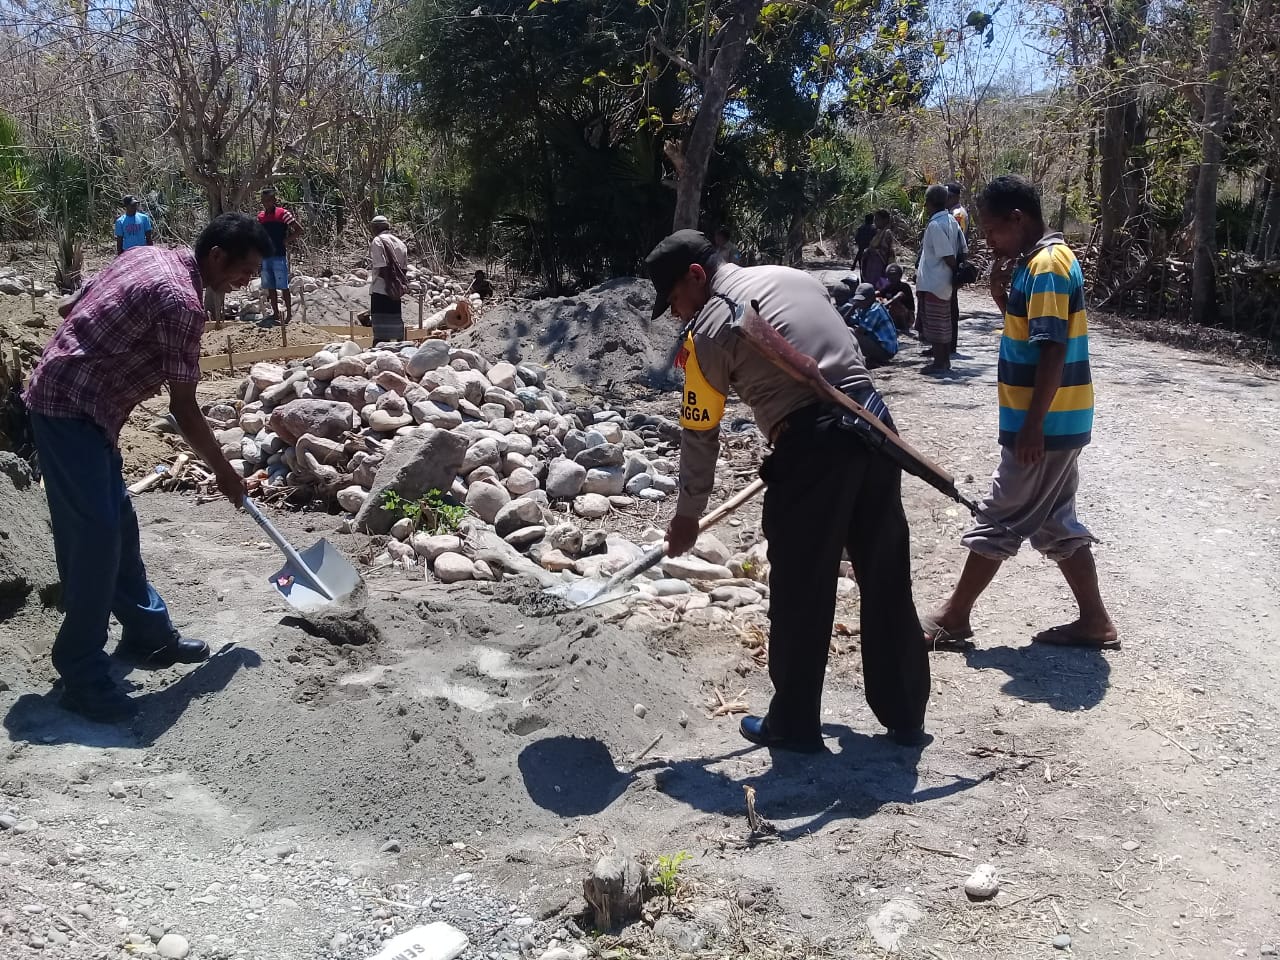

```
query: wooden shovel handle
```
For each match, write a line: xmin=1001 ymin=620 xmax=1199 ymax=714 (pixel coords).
xmin=698 ymin=477 xmax=766 ymax=531
xmin=740 ymin=303 xmax=956 ymax=489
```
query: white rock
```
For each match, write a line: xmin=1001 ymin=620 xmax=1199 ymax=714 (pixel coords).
xmin=709 ymin=585 xmax=760 ymax=608
xmin=866 ymin=898 xmax=923 ymax=953
xmin=964 ymin=864 xmax=1000 ymax=900
xmin=412 ymin=533 xmax=462 ymax=561
xmin=661 ymin=555 xmax=733 ymax=581
xmin=156 ymin=934 xmax=190 ymax=959
xmin=652 ymin=579 xmax=693 ymax=596
xmin=369 ymin=409 xmax=415 ymax=432
xmin=573 ymin=494 xmax=611 ymax=520
xmin=540 ymin=549 xmax=576 ymax=572
xmin=693 ymin=533 xmax=732 ymax=566
xmin=487 ymin=361 xmax=518 ymax=391
xmin=433 ymin=553 xmax=474 ymax=583
xmin=390 ymin=517 xmax=415 ymax=541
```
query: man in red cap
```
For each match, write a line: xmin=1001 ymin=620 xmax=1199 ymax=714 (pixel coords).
xmin=646 ymin=230 xmax=930 ymax=753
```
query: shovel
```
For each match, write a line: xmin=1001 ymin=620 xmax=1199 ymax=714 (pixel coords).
xmin=158 ymin=411 xmax=363 ymax=614
xmin=242 ymin=498 xmax=363 ymax=614
xmin=551 ymin=478 xmax=766 ymax=609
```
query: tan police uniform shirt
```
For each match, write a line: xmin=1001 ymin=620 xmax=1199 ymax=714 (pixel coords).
xmin=675 ymin=264 xmax=873 ymax=518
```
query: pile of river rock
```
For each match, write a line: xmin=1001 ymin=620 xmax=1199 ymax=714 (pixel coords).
xmin=205 ymin=337 xmax=787 ymax=620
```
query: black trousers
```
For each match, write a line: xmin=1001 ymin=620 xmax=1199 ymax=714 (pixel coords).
xmin=760 ymin=407 xmax=930 ymax=740
xmin=852 ymin=327 xmax=893 ymax=368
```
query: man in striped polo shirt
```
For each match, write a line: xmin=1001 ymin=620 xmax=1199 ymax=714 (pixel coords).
xmin=923 ymin=175 xmax=1118 ymax=651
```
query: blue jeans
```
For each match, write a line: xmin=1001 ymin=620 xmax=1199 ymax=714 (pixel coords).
xmin=260 ymin=255 xmax=290 ymax=290
xmin=31 ymin=412 xmax=174 ymax=690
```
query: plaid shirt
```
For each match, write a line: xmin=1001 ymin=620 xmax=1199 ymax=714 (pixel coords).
xmin=840 ymin=301 xmax=899 ymax=357
xmin=24 ymin=246 xmax=206 ymax=441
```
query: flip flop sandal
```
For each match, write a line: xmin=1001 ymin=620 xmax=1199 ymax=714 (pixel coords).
xmin=1033 ymin=627 xmax=1121 ymax=651
xmin=921 ymin=617 xmax=975 ymax=651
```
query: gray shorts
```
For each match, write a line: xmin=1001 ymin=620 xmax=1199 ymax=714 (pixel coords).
xmin=962 ymin=446 xmax=1095 ymax=561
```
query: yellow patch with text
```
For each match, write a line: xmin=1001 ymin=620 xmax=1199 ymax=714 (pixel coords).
xmin=678 ymin=333 xmax=725 ymax=431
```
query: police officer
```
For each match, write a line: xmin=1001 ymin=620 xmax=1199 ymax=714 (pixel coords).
xmin=646 ymin=230 xmax=930 ymax=752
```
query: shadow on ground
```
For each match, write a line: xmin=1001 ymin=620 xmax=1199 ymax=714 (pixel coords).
xmin=519 ymin=726 xmax=991 ymax=839
xmin=3 ymin=644 xmax=262 ymax=749
xmin=962 ymin=642 xmax=1112 ymax=711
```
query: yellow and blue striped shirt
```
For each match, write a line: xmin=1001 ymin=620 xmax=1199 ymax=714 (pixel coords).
xmin=998 ymin=236 xmax=1093 ymax=449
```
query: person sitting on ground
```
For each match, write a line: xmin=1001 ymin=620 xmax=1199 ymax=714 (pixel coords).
xmin=921 ymin=174 xmax=1117 ymax=652
xmin=880 ymin=264 xmax=915 ymax=333
xmin=840 ymin=282 xmax=898 ymax=368
xmin=861 ymin=209 xmax=895 ymax=291
xmin=467 ymin=269 xmax=494 ymax=300
xmin=645 ymin=229 xmax=930 ymax=754
xmin=23 ymin=213 xmax=271 ymax=723
xmin=114 ymin=195 xmax=154 ymax=255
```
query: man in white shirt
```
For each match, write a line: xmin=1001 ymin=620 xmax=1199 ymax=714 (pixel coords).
xmin=368 ymin=215 xmax=409 ymax=343
xmin=916 ymin=184 xmax=962 ymax=374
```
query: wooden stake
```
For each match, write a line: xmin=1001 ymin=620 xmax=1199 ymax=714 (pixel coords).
xmin=225 ymin=335 xmax=235 ymax=374
xmin=29 ymin=283 xmax=38 ymax=317
xmin=348 ymin=310 xmax=354 ymax=340
xmin=417 ymin=287 xmax=425 ymax=329
xmin=299 ymin=288 xmax=307 ymax=325
xmin=281 ymin=320 xmax=288 ymax=347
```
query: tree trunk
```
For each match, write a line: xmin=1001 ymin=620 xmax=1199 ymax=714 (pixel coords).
xmin=1263 ymin=170 xmax=1280 ymax=260
xmin=1190 ymin=0 xmax=1235 ymax=327
xmin=671 ymin=0 xmax=765 ymax=231
xmin=1096 ymin=0 xmax=1150 ymax=274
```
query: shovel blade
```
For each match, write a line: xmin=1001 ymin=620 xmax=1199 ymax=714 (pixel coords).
xmin=269 ymin=538 xmax=362 ymax=614
xmin=543 ymin=577 xmax=609 ymax=606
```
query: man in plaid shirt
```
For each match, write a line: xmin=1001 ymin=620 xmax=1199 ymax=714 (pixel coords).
xmin=24 ymin=213 xmax=273 ymax=723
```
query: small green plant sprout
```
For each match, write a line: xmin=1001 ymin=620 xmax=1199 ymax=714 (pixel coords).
xmin=653 ymin=850 xmax=692 ymax=905
xmin=379 ymin=489 xmax=467 ymax=534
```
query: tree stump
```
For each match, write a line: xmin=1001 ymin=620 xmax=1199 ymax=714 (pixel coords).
xmin=582 ymin=853 xmax=644 ymax=931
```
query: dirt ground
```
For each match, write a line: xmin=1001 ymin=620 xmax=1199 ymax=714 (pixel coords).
xmin=2 ymin=288 xmax=1280 ymax=960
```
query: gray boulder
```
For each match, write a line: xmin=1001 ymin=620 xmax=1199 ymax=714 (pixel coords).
xmin=574 ymin=443 xmax=624 ymax=470
xmin=581 ymin=466 xmax=626 ymax=496
xmin=494 ymin=497 xmax=544 ymax=537
xmin=465 ymin=481 xmax=510 ymax=524
xmin=545 ymin=458 xmax=586 ymax=499
xmin=407 ymin=339 xmax=451 ymax=379
xmin=354 ymin=430 xmax=468 ymax=534
xmin=268 ymin=399 xmax=356 ymax=445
